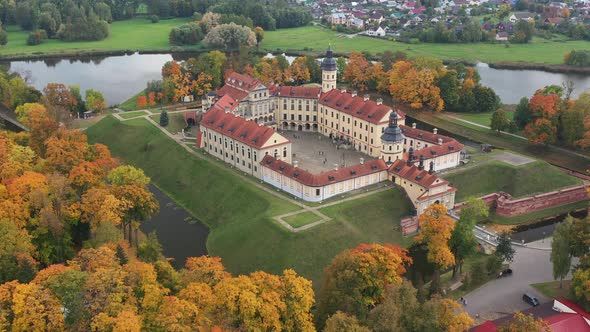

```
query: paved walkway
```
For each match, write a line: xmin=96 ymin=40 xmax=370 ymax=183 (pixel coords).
xmin=112 ymin=111 xmax=396 ymax=233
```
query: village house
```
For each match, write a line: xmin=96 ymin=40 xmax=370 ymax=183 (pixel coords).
xmin=509 ymin=12 xmax=535 ymax=22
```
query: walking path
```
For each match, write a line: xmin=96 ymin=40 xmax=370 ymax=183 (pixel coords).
xmin=112 ymin=111 xmax=395 ymax=233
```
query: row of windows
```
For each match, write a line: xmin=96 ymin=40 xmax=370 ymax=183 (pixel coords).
xmin=283 ymin=114 xmax=317 ymax=121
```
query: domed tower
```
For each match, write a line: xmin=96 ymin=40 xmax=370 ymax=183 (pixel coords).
xmin=380 ymin=111 xmax=404 ymax=164
xmin=321 ymin=46 xmax=337 ymax=93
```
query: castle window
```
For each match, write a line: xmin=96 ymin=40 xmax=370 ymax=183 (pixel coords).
xmin=316 ymin=189 xmax=320 ymax=196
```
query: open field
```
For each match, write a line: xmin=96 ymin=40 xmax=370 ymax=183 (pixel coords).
xmin=85 ymin=116 xmax=412 ymax=287
xmin=531 ymin=280 xmax=572 ymax=300
xmin=0 ymin=18 xmax=196 ymax=58
xmin=451 ymin=111 xmax=515 ymax=128
xmin=446 ymin=160 xmax=581 ymax=202
xmin=283 ymin=212 xmax=323 ymax=228
xmin=262 ymin=26 xmax=590 ymax=64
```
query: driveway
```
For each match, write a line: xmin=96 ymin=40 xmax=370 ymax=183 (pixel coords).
xmin=463 ymin=239 xmax=557 ymax=321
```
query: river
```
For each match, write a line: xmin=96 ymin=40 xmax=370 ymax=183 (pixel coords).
xmin=6 ymin=52 xmax=590 ymax=105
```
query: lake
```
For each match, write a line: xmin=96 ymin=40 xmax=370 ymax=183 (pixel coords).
xmin=6 ymin=52 xmax=590 ymax=106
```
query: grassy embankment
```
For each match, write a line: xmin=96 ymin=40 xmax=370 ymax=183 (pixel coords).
xmin=85 ymin=116 xmax=412 ymax=287
xmin=118 ymin=111 xmax=148 ymax=119
xmin=451 ymin=111 xmax=515 ymax=127
xmin=531 ymin=280 xmax=572 ymax=300
xmin=262 ymin=26 xmax=590 ymax=64
xmin=0 ymin=18 xmax=197 ymax=58
xmin=405 ymin=109 xmax=590 ymax=173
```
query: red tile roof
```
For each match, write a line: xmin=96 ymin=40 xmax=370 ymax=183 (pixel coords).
xmin=400 ymin=125 xmax=455 ymax=145
xmin=225 ymin=71 xmax=263 ymax=92
xmin=277 ymin=86 xmax=321 ymax=99
xmin=388 ymin=159 xmax=446 ymax=188
xmin=211 ymin=94 xmax=239 ymax=113
xmin=319 ymin=89 xmax=393 ymax=124
xmin=404 ymin=141 xmax=464 ymax=161
xmin=261 ymin=155 xmax=388 ymax=187
xmin=201 ymin=108 xmax=287 ymax=149
xmin=217 ymin=84 xmax=249 ymax=101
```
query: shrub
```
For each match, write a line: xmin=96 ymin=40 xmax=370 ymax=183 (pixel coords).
xmin=0 ymin=29 xmax=7 ymax=46
xmin=160 ymin=111 xmax=169 ymax=127
xmin=150 ymin=15 xmax=159 ymax=23
xmin=27 ymin=30 xmax=48 ymax=45
xmin=169 ymin=22 xmax=204 ymax=45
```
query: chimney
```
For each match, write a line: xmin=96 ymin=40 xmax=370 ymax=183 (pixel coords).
xmin=334 ymin=163 xmax=339 ymax=171
xmin=376 ymin=98 xmax=383 ymax=105
xmin=407 ymin=148 xmax=414 ymax=166
xmin=341 ymin=88 xmax=347 ymax=93
xmin=428 ymin=161 xmax=435 ymax=175
xmin=363 ymin=94 xmax=370 ymax=101
xmin=224 ymin=106 xmax=230 ymax=113
xmin=360 ymin=157 xmax=364 ymax=165
xmin=351 ymin=90 xmax=358 ymax=97
xmin=433 ymin=128 xmax=438 ymax=135
xmin=437 ymin=138 xmax=443 ymax=145
xmin=412 ymin=122 xmax=417 ymax=129
xmin=418 ymin=155 xmax=425 ymax=171
xmin=293 ymin=160 xmax=298 ymax=168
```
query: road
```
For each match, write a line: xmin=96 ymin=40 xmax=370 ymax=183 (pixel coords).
xmin=464 ymin=238 xmax=557 ymax=321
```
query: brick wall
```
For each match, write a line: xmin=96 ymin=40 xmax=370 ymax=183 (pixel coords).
xmin=452 ymin=185 xmax=589 ymax=217
xmin=401 ymin=216 xmax=419 ymax=235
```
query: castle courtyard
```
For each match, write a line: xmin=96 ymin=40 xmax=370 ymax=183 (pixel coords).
xmin=280 ymin=130 xmax=375 ymax=173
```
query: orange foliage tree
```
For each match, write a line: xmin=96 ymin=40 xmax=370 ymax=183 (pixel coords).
xmin=136 ymin=95 xmax=147 ymax=108
xmin=288 ymin=57 xmax=311 ymax=85
xmin=524 ymin=118 xmax=557 ymax=145
xmin=388 ymin=61 xmax=444 ymax=112
xmin=343 ymin=52 xmax=371 ymax=91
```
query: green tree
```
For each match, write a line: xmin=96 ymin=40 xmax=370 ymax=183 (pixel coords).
xmin=159 ymin=110 xmax=169 ymax=127
xmin=336 ymin=57 xmax=347 ymax=81
xmin=491 ymin=109 xmax=511 ymax=132
xmin=551 ymin=217 xmax=573 ymax=288
xmin=137 ymin=232 xmax=164 ymax=263
xmin=473 ymin=85 xmax=500 ymax=113
xmin=0 ymin=29 xmax=7 ymax=46
xmin=495 ymin=232 xmax=515 ymax=264
xmin=450 ymin=198 xmax=488 ymax=278
xmin=514 ymin=97 xmax=531 ymax=128
xmin=437 ymin=71 xmax=461 ymax=112
xmin=323 ymin=311 xmax=371 ymax=332
xmin=85 ymin=89 xmax=106 ymax=112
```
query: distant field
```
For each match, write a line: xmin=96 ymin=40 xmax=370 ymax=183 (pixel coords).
xmin=262 ymin=26 xmax=590 ymax=64
xmin=0 ymin=18 xmax=197 ymax=57
xmin=446 ymin=160 xmax=581 ymax=201
xmin=85 ymin=116 xmax=412 ymax=287
xmin=452 ymin=111 xmax=515 ymax=127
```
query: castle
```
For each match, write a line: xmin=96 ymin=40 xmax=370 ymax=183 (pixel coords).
xmin=197 ymin=47 xmax=462 ymax=214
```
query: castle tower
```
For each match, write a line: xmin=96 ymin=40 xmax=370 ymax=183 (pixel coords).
xmin=380 ymin=111 xmax=404 ymax=164
xmin=320 ymin=46 xmax=337 ymax=93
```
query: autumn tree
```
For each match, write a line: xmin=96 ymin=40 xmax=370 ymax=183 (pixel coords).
xmin=136 ymin=95 xmax=147 ymax=108
xmin=0 ymin=218 xmax=37 ymax=283
xmin=315 ymin=243 xmax=411 ymax=327
xmin=85 ymin=89 xmax=106 ymax=112
xmin=524 ymin=118 xmax=557 ymax=145
xmin=576 ymin=116 xmax=590 ymax=149
xmin=288 ymin=57 xmax=311 ymax=84
xmin=323 ymin=311 xmax=371 ymax=332
xmin=254 ymin=26 xmax=264 ymax=47
xmin=15 ymin=103 xmax=59 ymax=156
xmin=11 ymin=282 xmax=66 ymax=332
xmin=498 ymin=312 xmax=550 ymax=332
xmin=414 ymin=204 xmax=455 ymax=292
xmin=417 ymin=296 xmax=474 ymax=332
xmin=388 ymin=60 xmax=444 ymax=112
xmin=44 ymin=128 xmax=89 ymax=173
xmin=181 ymin=255 xmax=230 ymax=286
xmin=43 ymin=83 xmax=77 ymax=124
xmin=343 ymin=52 xmax=371 ymax=91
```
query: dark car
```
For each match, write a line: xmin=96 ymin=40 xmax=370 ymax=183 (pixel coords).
xmin=523 ymin=293 xmax=540 ymax=307
xmin=497 ymin=268 xmax=513 ymax=278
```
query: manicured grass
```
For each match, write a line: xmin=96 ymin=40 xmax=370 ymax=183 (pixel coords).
xmin=446 ymin=160 xmax=581 ymax=202
xmin=119 ymin=111 xmax=148 ymax=119
xmin=262 ymin=26 xmax=590 ymax=64
xmin=452 ymin=111 xmax=515 ymax=128
xmin=489 ymin=200 xmax=589 ymax=225
xmin=119 ymin=90 xmax=145 ymax=111
xmin=0 ymin=18 xmax=197 ymax=57
xmin=405 ymin=109 xmax=590 ymax=173
xmin=85 ymin=116 xmax=412 ymax=287
xmin=531 ymin=280 xmax=572 ymax=300
xmin=283 ymin=211 xmax=322 ymax=228
xmin=149 ymin=112 xmax=198 ymax=136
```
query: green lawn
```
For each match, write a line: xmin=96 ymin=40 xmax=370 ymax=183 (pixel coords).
xmin=0 ymin=18 xmax=198 ymax=58
xmin=283 ymin=212 xmax=322 ymax=228
xmin=119 ymin=90 xmax=146 ymax=111
xmin=489 ymin=200 xmax=589 ymax=225
xmin=531 ymin=280 xmax=572 ymax=300
xmin=446 ymin=160 xmax=581 ymax=202
xmin=262 ymin=26 xmax=590 ymax=64
xmin=85 ymin=116 xmax=412 ymax=287
xmin=119 ymin=111 xmax=148 ymax=119
xmin=452 ymin=111 xmax=515 ymax=128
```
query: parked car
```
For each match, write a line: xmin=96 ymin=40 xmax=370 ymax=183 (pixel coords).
xmin=497 ymin=268 xmax=513 ymax=278
xmin=523 ymin=293 xmax=540 ymax=307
